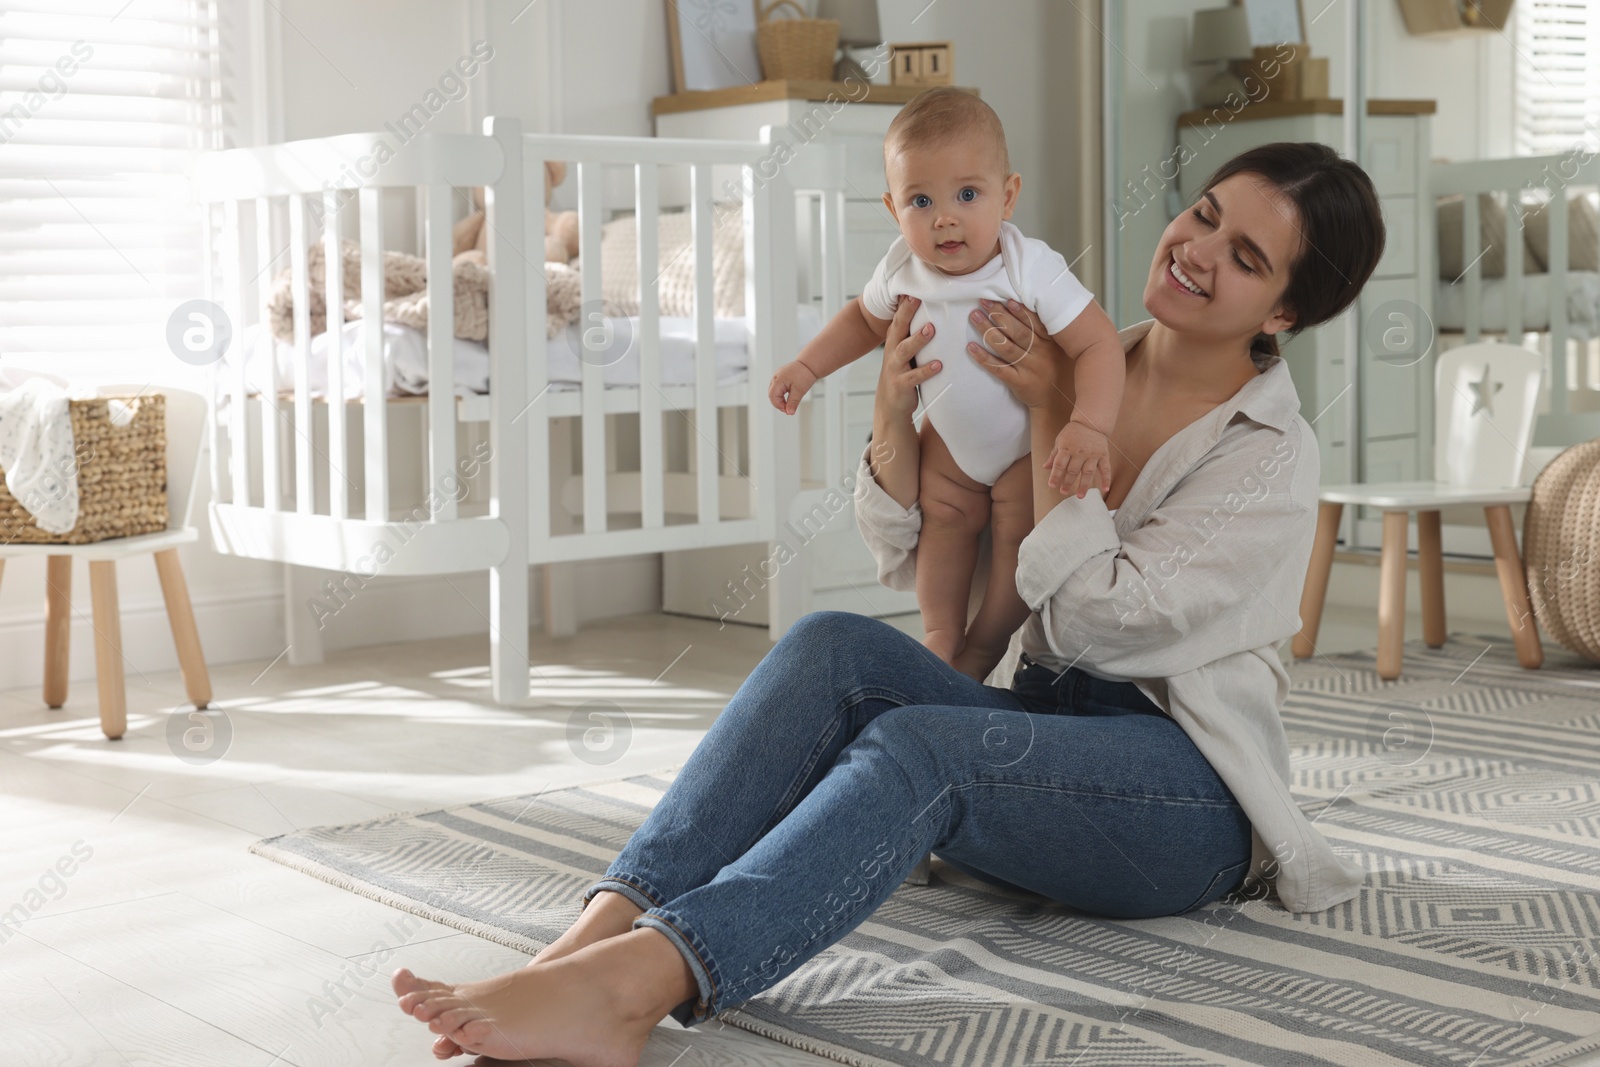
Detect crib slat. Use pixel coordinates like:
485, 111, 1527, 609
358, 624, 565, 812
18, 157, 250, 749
578, 161, 607, 534
360, 186, 389, 521
636, 162, 664, 529
691, 163, 719, 524
288, 194, 315, 514
425, 183, 458, 522
324, 190, 349, 520
1548, 192, 1569, 412
745, 148, 802, 635
524, 141, 556, 556
224, 199, 248, 506
1504, 194, 1524, 340
486, 116, 532, 705
820, 185, 847, 490
1462, 195, 1481, 343
256, 197, 281, 512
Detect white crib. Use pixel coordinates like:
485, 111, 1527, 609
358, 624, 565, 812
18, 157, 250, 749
193, 118, 858, 704
1431, 151, 1600, 448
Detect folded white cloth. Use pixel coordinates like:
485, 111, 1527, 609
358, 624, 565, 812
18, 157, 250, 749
0, 378, 80, 534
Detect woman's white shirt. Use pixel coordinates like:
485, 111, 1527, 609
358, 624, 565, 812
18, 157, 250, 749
851, 318, 1365, 914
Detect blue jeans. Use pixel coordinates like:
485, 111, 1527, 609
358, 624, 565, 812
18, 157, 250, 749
582, 611, 1253, 1026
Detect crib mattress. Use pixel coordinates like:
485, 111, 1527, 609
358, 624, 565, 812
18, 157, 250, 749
1434, 271, 1600, 339
229, 306, 827, 400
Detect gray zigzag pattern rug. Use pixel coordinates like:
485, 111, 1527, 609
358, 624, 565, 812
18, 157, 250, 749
252, 635, 1600, 1067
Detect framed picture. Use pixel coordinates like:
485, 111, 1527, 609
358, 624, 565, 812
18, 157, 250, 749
665, 0, 763, 93
1236, 0, 1307, 46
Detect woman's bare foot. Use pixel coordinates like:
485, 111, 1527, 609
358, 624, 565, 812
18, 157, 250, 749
414, 891, 650, 1060
528, 889, 645, 968
392, 927, 697, 1065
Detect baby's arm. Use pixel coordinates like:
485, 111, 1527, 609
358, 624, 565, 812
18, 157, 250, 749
1047, 300, 1125, 498
769, 297, 892, 415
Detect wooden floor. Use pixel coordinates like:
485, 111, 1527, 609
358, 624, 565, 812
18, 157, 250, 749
5, 606, 1593, 1067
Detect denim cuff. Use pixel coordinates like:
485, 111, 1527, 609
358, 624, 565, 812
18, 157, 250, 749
582, 875, 663, 914
633, 909, 719, 1027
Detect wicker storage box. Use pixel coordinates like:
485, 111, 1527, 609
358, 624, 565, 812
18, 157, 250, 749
1523, 436, 1600, 661
757, 0, 838, 82
0, 393, 168, 545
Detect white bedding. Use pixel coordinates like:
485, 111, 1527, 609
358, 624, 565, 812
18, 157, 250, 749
1434, 271, 1600, 340
229, 305, 826, 400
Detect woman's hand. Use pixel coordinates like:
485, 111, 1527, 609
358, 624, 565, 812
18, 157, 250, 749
877, 295, 940, 421
965, 298, 1063, 412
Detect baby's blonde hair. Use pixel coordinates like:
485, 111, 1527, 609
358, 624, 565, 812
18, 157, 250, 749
883, 87, 1010, 176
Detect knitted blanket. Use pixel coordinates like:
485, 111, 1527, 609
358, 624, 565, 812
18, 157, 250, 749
268, 203, 749, 351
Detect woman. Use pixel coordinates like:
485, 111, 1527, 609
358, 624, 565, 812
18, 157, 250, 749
392, 141, 1386, 1066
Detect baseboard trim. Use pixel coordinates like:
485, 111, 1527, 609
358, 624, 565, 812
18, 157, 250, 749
0, 556, 660, 696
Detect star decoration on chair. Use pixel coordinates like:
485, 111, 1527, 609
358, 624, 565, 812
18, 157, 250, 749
1468, 363, 1503, 417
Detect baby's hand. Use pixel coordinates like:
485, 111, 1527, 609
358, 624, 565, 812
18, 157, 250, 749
1046, 420, 1112, 499
769, 360, 818, 415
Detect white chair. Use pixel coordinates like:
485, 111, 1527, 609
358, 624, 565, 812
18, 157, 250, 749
0, 384, 212, 739
1294, 342, 1545, 679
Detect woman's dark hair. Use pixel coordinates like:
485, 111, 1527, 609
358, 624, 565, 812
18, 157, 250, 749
1198, 142, 1385, 359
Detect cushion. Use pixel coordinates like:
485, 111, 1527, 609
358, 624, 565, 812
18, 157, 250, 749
597, 203, 746, 319
1522, 192, 1600, 273
1437, 193, 1542, 279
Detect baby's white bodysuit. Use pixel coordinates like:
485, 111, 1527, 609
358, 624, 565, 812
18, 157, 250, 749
860, 221, 1094, 486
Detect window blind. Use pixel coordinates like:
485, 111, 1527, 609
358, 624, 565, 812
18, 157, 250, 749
1515, 0, 1600, 157
0, 0, 224, 375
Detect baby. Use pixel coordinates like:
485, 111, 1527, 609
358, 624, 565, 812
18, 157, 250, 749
768, 87, 1125, 682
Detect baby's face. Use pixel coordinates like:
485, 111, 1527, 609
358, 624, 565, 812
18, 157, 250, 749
882, 133, 1020, 276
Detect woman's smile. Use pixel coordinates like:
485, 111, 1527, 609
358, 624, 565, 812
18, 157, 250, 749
1165, 253, 1209, 298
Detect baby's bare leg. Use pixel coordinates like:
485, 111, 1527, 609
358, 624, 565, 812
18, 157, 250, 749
916, 421, 990, 666
952, 454, 1035, 683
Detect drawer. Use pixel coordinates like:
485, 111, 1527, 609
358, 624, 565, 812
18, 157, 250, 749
1358, 280, 1424, 440
1363, 434, 1421, 484
844, 201, 900, 298
1365, 117, 1419, 198
829, 131, 893, 198
1373, 195, 1417, 278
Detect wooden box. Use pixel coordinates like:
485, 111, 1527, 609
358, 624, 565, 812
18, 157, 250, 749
889, 41, 953, 87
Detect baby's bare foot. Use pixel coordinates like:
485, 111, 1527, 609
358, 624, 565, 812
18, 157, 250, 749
527, 889, 644, 968
952, 644, 1001, 683
392, 928, 692, 1066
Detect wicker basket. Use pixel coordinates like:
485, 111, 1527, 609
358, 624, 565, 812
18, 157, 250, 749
1523, 436, 1600, 661
756, 0, 838, 82
0, 394, 168, 545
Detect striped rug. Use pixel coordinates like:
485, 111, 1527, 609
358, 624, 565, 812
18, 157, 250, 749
252, 635, 1600, 1067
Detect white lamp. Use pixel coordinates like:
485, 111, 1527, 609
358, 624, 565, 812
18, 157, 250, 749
1191, 7, 1253, 107
813, 0, 881, 83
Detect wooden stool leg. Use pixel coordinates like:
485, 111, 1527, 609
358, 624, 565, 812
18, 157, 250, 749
1485, 505, 1544, 670
1417, 510, 1447, 648
154, 549, 211, 708
88, 560, 126, 740
44, 556, 72, 708
1293, 502, 1343, 658
1377, 511, 1410, 680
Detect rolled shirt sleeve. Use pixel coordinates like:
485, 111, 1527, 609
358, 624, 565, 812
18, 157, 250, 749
1016, 420, 1314, 679
851, 441, 922, 592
